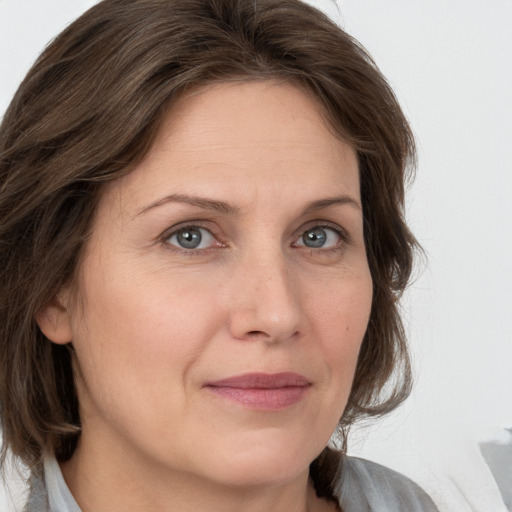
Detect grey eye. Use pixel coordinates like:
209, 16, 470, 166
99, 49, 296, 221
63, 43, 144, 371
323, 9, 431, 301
295, 226, 343, 249
166, 226, 216, 250
176, 227, 202, 249
302, 227, 328, 248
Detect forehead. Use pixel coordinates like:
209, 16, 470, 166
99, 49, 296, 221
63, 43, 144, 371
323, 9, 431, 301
101, 80, 360, 215
156, 80, 348, 158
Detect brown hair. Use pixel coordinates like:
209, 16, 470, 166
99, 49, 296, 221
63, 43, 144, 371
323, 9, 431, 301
0, 0, 417, 497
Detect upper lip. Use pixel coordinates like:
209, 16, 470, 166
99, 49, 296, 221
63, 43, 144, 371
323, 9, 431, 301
205, 372, 311, 389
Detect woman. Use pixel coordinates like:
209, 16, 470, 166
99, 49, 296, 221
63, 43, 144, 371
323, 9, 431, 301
0, 0, 438, 510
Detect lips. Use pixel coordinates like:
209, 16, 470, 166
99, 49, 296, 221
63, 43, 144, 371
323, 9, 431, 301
204, 372, 311, 410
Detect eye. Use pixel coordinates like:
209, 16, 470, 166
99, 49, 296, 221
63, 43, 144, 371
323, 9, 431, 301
294, 226, 343, 249
164, 226, 218, 250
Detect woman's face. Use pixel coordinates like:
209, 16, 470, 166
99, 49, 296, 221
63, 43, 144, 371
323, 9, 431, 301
52, 82, 372, 488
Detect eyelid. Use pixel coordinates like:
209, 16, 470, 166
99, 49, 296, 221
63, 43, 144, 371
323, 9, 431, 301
292, 221, 351, 247
157, 219, 351, 253
159, 221, 226, 252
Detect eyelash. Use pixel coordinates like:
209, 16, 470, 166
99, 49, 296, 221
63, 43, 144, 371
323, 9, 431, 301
159, 221, 350, 255
293, 222, 349, 250
160, 222, 225, 255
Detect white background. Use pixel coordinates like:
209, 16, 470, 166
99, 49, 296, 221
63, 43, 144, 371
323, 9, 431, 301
1, 1, 511, 511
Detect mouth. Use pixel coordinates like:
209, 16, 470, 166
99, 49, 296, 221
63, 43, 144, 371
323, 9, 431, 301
204, 372, 311, 410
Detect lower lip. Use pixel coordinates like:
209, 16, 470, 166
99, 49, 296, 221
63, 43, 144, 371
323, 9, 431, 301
206, 386, 309, 410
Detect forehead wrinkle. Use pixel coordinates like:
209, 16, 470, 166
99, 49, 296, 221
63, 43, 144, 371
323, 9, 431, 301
153, 140, 327, 156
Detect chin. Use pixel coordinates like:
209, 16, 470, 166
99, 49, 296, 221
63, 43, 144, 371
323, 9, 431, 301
197, 438, 320, 488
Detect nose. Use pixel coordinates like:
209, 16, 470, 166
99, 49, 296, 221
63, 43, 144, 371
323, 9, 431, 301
227, 251, 302, 344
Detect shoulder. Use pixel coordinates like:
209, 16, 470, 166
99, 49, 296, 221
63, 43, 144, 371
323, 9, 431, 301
333, 455, 439, 512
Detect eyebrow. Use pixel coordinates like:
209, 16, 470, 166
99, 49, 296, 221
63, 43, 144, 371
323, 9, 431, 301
136, 193, 241, 216
136, 193, 361, 217
303, 196, 361, 214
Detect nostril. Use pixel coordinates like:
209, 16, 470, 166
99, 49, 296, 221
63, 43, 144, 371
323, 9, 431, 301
242, 329, 300, 344
247, 330, 269, 338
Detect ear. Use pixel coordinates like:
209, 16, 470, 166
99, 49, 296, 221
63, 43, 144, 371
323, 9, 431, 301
36, 289, 74, 345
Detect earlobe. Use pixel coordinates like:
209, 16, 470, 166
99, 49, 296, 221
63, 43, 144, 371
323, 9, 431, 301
36, 291, 73, 345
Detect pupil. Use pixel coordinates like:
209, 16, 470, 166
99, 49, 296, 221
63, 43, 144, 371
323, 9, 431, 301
177, 228, 202, 249
303, 228, 326, 248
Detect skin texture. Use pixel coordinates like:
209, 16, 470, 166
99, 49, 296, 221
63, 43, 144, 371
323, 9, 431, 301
38, 81, 373, 512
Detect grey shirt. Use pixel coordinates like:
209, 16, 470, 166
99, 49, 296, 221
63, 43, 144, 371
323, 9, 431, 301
24, 455, 439, 512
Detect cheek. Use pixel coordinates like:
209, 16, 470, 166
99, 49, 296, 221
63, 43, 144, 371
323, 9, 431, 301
308, 272, 372, 388
69, 285, 225, 453
69, 263, 223, 408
